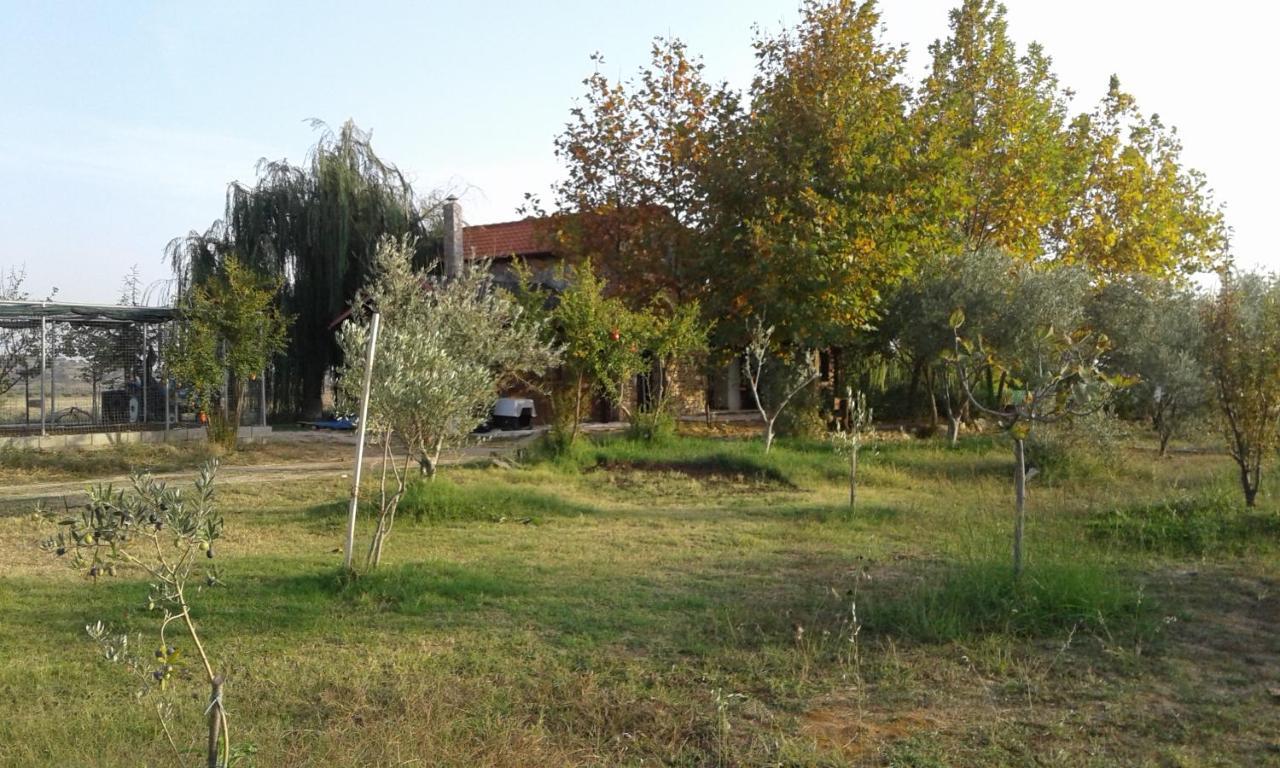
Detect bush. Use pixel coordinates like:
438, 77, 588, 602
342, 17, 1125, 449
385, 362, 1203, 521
1088, 491, 1280, 556
774, 381, 828, 440
627, 409, 677, 442
865, 560, 1152, 643
1024, 412, 1126, 483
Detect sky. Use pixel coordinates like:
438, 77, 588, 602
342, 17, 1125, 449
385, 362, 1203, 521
1, 1, 1275, 303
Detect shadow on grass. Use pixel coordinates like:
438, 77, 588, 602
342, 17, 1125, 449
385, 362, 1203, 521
337, 561, 530, 614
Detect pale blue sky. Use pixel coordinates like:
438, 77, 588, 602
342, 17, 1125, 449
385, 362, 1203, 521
1, 1, 1274, 302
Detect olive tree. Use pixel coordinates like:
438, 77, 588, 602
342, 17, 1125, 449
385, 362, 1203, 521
336, 236, 559, 569
876, 249, 1012, 442
831, 388, 874, 510
1088, 276, 1211, 455
1204, 271, 1280, 507
40, 463, 230, 767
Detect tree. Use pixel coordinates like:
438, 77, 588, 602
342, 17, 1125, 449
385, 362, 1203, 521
167, 256, 291, 450
1088, 275, 1211, 455
1203, 271, 1280, 507
744, 319, 820, 453
168, 120, 443, 419
61, 268, 146, 422
0, 268, 49, 402
514, 260, 650, 443
832, 388, 874, 509
948, 306, 1127, 578
700, 0, 920, 350
633, 297, 711, 439
913, 0, 1083, 261
553, 39, 727, 306
1055, 76, 1227, 276
874, 249, 1011, 441
40, 463, 230, 767
336, 237, 558, 568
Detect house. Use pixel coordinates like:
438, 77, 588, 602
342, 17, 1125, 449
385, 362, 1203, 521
442, 197, 730, 423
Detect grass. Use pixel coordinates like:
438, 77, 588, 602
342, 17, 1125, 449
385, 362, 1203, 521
863, 559, 1155, 643
0, 428, 1277, 766
1089, 488, 1280, 557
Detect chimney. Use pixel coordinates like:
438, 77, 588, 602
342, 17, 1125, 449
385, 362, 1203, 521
442, 196, 464, 279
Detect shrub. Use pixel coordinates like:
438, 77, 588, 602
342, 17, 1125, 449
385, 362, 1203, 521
775, 382, 828, 440
627, 409, 677, 443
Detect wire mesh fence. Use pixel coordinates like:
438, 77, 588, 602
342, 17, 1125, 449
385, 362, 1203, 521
0, 302, 267, 435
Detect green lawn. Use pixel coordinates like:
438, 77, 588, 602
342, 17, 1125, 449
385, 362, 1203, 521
1, 430, 1277, 766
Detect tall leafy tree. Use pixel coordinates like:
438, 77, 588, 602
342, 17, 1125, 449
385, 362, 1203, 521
1055, 76, 1227, 276
553, 39, 726, 306
701, 0, 919, 349
168, 121, 442, 419
913, 0, 1083, 261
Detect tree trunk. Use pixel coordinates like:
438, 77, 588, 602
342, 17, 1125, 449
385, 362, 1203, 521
206, 675, 224, 768
849, 445, 858, 510
1241, 462, 1259, 508
906, 359, 923, 420
926, 367, 940, 427
942, 374, 960, 446
763, 419, 775, 453
570, 372, 584, 443
420, 436, 443, 480
1013, 438, 1027, 579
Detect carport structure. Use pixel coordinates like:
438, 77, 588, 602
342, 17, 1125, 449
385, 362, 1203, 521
0, 300, 179, 435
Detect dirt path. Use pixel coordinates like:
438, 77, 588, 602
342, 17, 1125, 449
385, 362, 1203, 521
0, 434, 547, 511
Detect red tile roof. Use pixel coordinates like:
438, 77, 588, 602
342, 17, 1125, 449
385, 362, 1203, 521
462, 218, 554, 260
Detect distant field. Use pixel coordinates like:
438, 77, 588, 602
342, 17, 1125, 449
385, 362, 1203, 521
0, 428, 1276, 766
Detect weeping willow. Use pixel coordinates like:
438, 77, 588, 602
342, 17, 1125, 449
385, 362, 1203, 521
168, 120, 444, 418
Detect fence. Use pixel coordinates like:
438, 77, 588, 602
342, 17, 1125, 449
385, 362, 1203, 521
0, 301, 267, 435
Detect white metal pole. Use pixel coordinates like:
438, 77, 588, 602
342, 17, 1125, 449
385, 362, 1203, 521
141, 324, 148, 424
343, 312, 380, 572
39, 314, 47, 436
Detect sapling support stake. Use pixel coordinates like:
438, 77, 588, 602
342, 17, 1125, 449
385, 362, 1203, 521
344, 311, 380, 572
